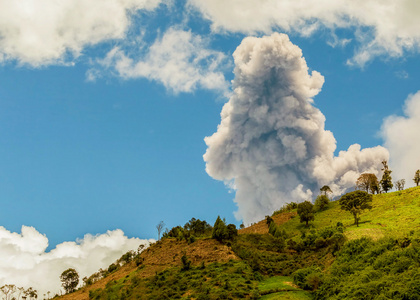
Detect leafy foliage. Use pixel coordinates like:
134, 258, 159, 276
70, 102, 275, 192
272, 202, 297, 215
211, 216, 237, 242
380, 160, 393, 193
314, 235, 420, 299
60, 268, 79, 294
339, 190, 372, 227
314, 195, 329, 211
356, 173, 379, 194
297, 201, 314, 227
320, 185, 332, 196
163, 217, 213, 243
88, 260, 260, 300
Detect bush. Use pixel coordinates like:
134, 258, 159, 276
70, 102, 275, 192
314, 195, 329, 211
293, 267, 322, 290
181, 254, 191, 271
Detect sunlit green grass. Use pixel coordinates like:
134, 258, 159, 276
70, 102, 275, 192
259, 276, 298, 291
278, 186, 420, 240
258, 276, 313, 300
259, 290, 312, 300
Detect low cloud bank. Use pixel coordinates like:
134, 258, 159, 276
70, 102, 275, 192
204, 33, 388, 224
381, 91, 420, 187
0, 226, 152, 295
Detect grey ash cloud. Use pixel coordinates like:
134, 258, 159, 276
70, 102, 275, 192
204, 33, 388, 224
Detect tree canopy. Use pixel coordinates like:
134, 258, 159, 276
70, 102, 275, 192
60, 268, 79, 294
356, 173, 379, 194
339, 191, 373, 227
297, 201, 314, 227
320, 185, 332, 196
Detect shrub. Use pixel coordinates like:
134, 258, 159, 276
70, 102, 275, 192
181, 254, 191, 271
314, 195, 329, 211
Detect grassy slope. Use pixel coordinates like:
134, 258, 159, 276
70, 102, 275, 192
280, 186, 420, 240
56, 186, 420, 300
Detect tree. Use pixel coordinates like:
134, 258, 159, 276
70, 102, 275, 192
183, 218, 212, 236
380, 160, 393, 193
180, 253, 191, 271
339, 191, 372, 227
60, 268, 79, 294
1, 284, 16, 300
297, 201, 314, 227
226, 224, 237, 240
395, 179, 405, 191
24, 287, 37, 300
320, 185, 332, 196
212, 216, 228, 241
356, 173, 379, 194
265, 215, 274, 226
156, 221, 165, 240
314, 195, 329, 211
414, 170, 420, 186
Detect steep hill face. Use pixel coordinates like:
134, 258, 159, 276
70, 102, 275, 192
58, 238, 238, 300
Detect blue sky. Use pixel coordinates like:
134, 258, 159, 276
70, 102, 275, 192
1, 0, 420, 293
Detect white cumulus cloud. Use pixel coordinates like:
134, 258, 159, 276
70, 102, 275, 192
0, 226, 152, 296
0, 0, 163, 66
89, 28, 230, 95
203, 33, 389, 224
381, 91, 420, 187
188, 0, 420, 66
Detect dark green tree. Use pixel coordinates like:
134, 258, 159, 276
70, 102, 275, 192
183, 218, 212, 236
297, 201, 314, 227
339, 190, 372, 227
180, 253, 191, 271
380, 160, 393, 193
320, 185, 332, 196
226, 224, 238, 240
414, 170, 420, 186
212, 216, 228, 241
60, 268, 79, 294
265, 215, 274, 226
314, 195, 329, 211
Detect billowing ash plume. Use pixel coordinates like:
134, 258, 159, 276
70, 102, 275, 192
204, 33, 389, 223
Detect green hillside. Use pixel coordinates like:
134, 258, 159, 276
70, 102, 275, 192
56, 186, 420, 300
281, 186, 420, 240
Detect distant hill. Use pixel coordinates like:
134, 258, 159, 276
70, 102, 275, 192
54, 186, 420, 300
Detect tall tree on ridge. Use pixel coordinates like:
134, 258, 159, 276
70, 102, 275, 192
380, 160, 393, 193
